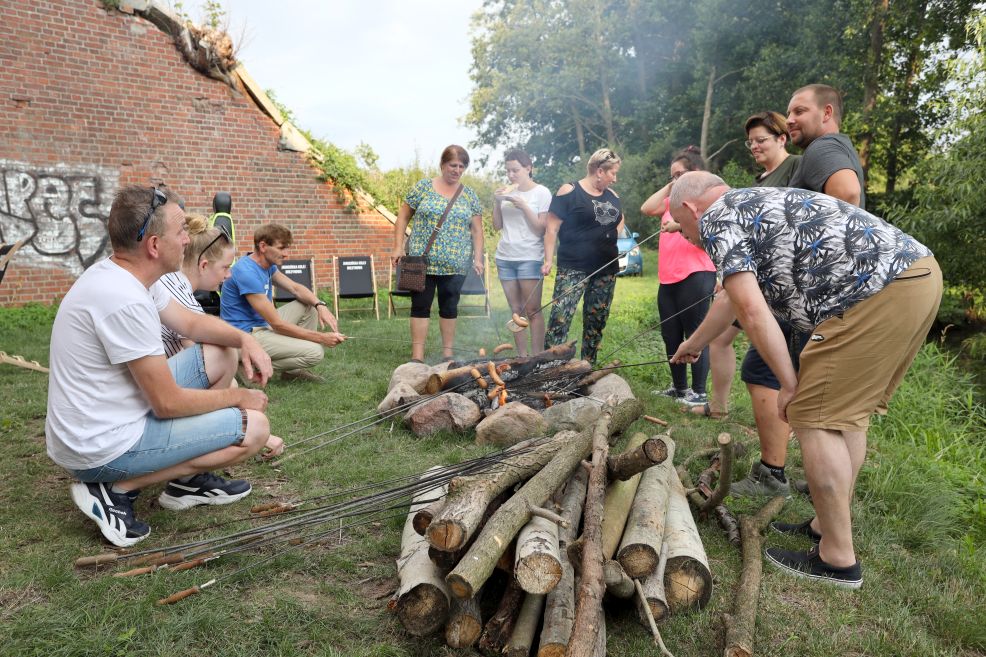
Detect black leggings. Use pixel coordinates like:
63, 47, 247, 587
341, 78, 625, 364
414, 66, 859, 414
410, 274, 467, 319
658, 271, 716, 394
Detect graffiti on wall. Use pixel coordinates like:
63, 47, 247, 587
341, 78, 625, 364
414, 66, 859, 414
0, 160, 118, 276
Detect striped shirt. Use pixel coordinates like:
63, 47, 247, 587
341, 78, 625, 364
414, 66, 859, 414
159, 271, 203, 357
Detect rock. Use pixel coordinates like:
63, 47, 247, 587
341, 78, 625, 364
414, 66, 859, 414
388, 362, 432, 394
587, 374, 635, 403
475, 402, 548, 448
404, 393, 481, 436
377, 382, 421, 416
542, 397, 603, 432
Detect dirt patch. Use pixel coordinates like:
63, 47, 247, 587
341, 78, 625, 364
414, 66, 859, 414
0, 585, 48, 622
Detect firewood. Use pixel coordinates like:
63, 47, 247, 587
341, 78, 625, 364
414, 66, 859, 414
715, 505, 741, 547
412, 494, 446, 536
427, 430, 577, 553
635, 545, 676, 657
603, 559, 634, 599
395, 467, 451, 636
445, 593, 483, 648
636, 542, 670, 625
606, 434, 669, 481
445, 399, 643, 600
663, 467, 714, 612
565, 400, 614, 657
723, 495, 786, 657
576, 359, 621, 387
478, 577, 526, 656
538, 469, 588, 657
591, 611, 606, 657
432, 342, 577, 392
601, 432, 651, 560
504, 592, 546, 657
515, 513, 562, 594
617, 438, 677, 578
429, 489, 512, 573
698, 433, 734, 513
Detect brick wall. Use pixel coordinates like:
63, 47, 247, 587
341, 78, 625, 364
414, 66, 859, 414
0, 0, 395, 305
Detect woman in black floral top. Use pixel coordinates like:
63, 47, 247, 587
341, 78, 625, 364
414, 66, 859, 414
391, 145, 484, 362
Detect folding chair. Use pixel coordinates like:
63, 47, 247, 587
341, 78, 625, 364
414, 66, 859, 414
388, 258, 413, 318
333, 255, 379, 320
273, 258, 316, 302
0, 239, 26, 286
458, 251, 491, 318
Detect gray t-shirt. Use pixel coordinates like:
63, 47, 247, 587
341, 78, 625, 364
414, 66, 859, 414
789, 134, 866, 209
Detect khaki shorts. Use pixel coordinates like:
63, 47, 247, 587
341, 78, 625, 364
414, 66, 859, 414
787, 256, 942, 432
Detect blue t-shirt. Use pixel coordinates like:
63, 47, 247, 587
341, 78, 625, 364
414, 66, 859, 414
221, 256, 277, 332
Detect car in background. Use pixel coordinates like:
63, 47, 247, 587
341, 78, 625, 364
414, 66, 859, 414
617, 225, 643, 276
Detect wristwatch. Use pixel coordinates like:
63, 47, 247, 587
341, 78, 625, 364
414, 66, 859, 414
315, 301, 327, 308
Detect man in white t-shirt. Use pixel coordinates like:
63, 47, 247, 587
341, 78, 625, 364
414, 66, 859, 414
47, 185, 279, 548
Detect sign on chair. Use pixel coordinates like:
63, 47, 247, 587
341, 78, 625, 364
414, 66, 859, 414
334, 255, 379, 319
274, 259, 316, 302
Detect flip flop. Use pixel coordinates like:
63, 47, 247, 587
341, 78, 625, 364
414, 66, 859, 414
686, 402, 727, 420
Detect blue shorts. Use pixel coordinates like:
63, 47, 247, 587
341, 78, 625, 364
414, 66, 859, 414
740, 321, 808, 390
69, 345, 245, 483
496, 258, 542, 281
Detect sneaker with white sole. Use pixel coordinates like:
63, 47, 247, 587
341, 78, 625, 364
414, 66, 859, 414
765, 545, 862, 589
679, 390, 709, 407
653, 386, 690, 399
157, 472, 252, 511
70, 482, 150, 548
731, 461, 791, 498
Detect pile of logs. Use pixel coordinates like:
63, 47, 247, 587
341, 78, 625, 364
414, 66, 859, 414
391, 397, 715, 655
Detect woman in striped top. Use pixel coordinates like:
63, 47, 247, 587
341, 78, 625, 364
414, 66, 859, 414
160, 214, 234, 357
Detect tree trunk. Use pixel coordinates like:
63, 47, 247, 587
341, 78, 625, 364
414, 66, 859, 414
538, 469, 589, 657
603, 559, 635, 599
700, 64, 715, 162
412, 494, 446, 536
428, 430, 577, 552
607, 434, 669, 481
571, 104, 587, 161
505, 593, 546, 657
516, 513, 562, 594
858, 0, 889, 176
446, 399, 643, 599
394, 467, 451, 636
636, 542, 670, 626
445, 593, 483, 649
564, 401, 613, 657
479, 577, 526, 656
723, 496, 786, 657
617, 437, 677, 578
663, 466, 713, 611
601, 432, 650, 559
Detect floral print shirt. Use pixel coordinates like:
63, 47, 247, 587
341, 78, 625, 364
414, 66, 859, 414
700, 187, 932, 332
405, 179, 483, 275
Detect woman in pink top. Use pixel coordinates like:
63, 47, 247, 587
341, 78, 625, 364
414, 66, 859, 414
641, 146, 716, 405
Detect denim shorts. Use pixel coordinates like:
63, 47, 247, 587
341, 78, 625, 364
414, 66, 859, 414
68, 345, 245, 483
496, 258, 543, 281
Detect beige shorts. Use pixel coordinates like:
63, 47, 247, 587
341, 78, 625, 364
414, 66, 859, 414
786, 256, 942, 432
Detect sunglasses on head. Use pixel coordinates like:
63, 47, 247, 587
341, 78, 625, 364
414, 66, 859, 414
196, 223, 232, 264
137, 187, 168, 241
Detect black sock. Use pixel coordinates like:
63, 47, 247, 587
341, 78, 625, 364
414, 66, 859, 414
761, 460, 787, 483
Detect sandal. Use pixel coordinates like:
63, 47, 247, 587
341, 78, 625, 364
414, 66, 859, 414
686, 402, 727, 420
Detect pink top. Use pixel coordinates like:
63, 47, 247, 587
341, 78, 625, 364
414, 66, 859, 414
658, 197, 715, 284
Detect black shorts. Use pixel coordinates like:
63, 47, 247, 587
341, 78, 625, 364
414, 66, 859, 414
740, 320, 808, 390
410, 274, 467, 319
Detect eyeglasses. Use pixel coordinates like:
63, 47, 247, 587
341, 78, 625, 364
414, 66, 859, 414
137, 188, 168, 241
745, 136, 775, 149
196, 223, 232, 264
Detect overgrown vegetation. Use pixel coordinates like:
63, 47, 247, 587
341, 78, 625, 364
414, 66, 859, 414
2, 251, 983, 656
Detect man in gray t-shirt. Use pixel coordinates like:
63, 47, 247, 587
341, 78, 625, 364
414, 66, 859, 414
787, 84, 865, 209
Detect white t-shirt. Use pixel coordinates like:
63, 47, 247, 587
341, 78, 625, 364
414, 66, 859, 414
495, 184, 552, 261
46, 258, 171, 470
160, 271, 203, 357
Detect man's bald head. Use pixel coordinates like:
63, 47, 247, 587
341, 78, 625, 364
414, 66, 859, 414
669, 171, 730, 247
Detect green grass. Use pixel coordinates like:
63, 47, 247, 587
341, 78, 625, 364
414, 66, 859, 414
1, 250, 984, 656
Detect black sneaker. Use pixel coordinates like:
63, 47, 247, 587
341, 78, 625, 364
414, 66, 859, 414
158, 472, 252, 510
770, 517, 822, 543
653, 386, 690, 399
70, 482, 151, 548
765, 545, 862, 589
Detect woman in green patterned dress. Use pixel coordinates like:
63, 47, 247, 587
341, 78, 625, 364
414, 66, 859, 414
391, 145, 485, 362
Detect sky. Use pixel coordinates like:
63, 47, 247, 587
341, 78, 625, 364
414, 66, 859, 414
180, 0, 488, 171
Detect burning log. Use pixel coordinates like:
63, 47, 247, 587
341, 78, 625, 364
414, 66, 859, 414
427, 431, 578, 553
515, 513, 562, 594
617, 437, 677, 579
504, 592, 546, 657
478, 577, 526, 656
445, 399, 642, 600
723, 496, 786, 657
427, 342, 577, 393
538, 469, 588, 657
663, 467, 714, 612
445, 594, 483, 649
394, 468, 451, 636
566, 400, 614, 657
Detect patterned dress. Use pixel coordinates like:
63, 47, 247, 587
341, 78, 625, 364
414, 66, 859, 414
405, 179, 483, 275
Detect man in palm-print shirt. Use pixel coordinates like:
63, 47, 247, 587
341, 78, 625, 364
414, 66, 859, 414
668, 172, 941, 589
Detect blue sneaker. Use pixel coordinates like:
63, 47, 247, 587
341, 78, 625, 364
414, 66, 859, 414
158, 472, 252, 511
70, 482, 150, 548
679, 390, 709, 407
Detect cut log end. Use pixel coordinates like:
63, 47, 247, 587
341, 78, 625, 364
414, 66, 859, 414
426, 520, 466, 553
445, 573, 474, 600
616, 544, 658, 579
538, 645, 566, 657
665, 556, 712, 611
515, 555, 562, 595
395, 583, 450, 636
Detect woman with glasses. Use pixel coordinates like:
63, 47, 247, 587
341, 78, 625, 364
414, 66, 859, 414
160, 214, 234, 358
541, 148, 624, 364
493, 149, 551, 356
641, 146, 716, 406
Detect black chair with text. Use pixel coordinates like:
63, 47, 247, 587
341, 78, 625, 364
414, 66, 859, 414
333, 255, 379, 320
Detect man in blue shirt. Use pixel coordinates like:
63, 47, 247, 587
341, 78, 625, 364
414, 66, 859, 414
222, 223, 345, 382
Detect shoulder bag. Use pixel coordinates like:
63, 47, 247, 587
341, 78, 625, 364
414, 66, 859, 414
397, 184, 463, 292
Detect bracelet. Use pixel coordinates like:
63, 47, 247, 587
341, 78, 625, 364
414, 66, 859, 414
315, 301, 327, 308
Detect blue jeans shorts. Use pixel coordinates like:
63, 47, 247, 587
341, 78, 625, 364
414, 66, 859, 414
496, 258, 543, 281
69, 345, 245, 483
